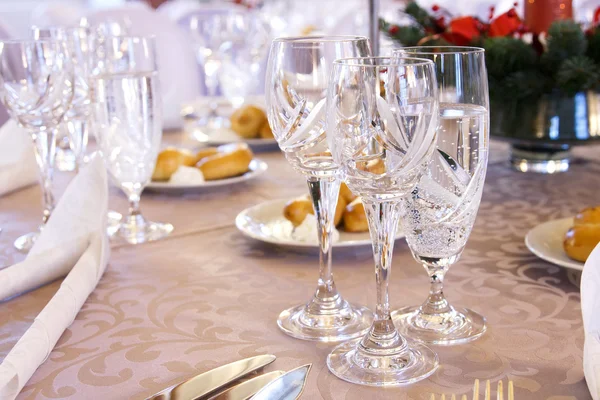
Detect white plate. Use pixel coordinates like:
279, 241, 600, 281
182, 96, 279, 151
146, 159, 268, 193
235, 198, 404, 249
525, 217, 583, 271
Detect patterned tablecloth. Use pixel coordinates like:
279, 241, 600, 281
0, 136, 598, 400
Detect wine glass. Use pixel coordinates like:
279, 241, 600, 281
33, 26, 94, 173
0, 39, 74, 252
325, 56, 439, 386
181, 9, 269, 132
265, 36, 373, 342
391, 46, 490, 345
91, 36, 173, 245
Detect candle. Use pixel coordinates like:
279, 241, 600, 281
524, 0, 574, 34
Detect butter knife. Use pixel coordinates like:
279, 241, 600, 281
250, 364, 311, 400
147, 355, 276, 400
208, 371, 285, 400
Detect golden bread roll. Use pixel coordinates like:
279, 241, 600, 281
194, 147, 219, 164
259, 120, 274, 139
152, 148, 188, 181
564, 224, 600, 262
339, 182, 356, 204
197, 143, 254, 180
574, 207, 600, 225
230, 105, 267, 139
343, 198, 369, 233
283, 195, 313, 227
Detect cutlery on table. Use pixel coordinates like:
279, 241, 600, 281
146, 354, 276, 400
208, 371, 284, 400
430, 379, 515, 400
250, 364, 311, 400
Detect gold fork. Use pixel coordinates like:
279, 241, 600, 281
430, 379, 515, 400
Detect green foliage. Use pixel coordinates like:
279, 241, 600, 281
380, 2, 600, 98
556, 56, 600, 96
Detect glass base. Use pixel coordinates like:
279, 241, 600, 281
188, 115, 228, 143
277, 303, 372, 342
510, 145, 570, 174
392, 305, 486, 346
106, 210, 123, 236
327, 338, 438, 386
14, 231, 39, 253
110, 214, 173, 245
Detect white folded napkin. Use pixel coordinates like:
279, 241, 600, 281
0, 120, 37, 197
0, 155, 110, 400
581, 242, 600, 399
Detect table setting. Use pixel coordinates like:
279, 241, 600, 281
0, 0, 599, 399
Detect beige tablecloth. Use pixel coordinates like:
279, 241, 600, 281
0, 136, 598, 400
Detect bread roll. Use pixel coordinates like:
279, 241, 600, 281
230, 105, 267, 139
194, 147, 219, 164
339, 182, 356, 203
283, 192, 346, 227
259, 120, 274, 139
152, 148, 188, 181
197, 143, 254, 180
343, 198, 369, 232
574, 207, 600, 225
564, 224, 600, 263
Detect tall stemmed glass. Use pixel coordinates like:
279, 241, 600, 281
181, 9, 269, 132
92, 36, 173, 244
265, 36, 373, 342
391, 47, 490, 345
0, 39, 74, 252
326, 57, 439, 385
33, 26, 93, 173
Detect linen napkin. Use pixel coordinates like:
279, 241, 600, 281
0, 120, 37, 197
0, 155, 110, 400
581, 242, 600, 399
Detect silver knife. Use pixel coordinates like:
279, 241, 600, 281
147, 355, 276, 400
208, 371, 285, 400
250, 364, 311, 400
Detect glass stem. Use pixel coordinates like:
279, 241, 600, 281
204, 57, 221, 116
420, 265, 452, 315
31, 129, 57, 226
305, 175, 345, 315
67, 118, 89, 173
360, 199, 406, 353
128, 192, 141, 216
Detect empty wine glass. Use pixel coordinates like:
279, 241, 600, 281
181, 9, 269, 132
391, 46, 490, 345
0, 39, 74, 252
265, 36, 374, 342
92, 36, 173, 244
326, 57, 439, 386
33, 26, 94, 173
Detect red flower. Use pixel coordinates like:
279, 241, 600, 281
388, 25, 399, 35
443, 16, 482, 46
594, 6, 600, 25
432, 4, 440, 12
489, 8, 522, 37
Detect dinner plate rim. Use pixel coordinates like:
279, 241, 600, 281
235, 198, 405, 249
524, 217, 584, 271
145, 158, 268, 192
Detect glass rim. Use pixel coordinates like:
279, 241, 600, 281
395, 46, 484, 54
332, 56, 434, 68
272, 35, 368, 44
0, 38, 61, 45
31, 25, 91, 33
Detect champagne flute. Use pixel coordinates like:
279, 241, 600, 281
0, 39, 74, 252
92, 36, 173, 244
326, 56, 439, 385
33, 26, 93, 173
265, 36, 373, 342
391, 46, 490, 345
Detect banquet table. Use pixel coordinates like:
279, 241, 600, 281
0, 132, 599, 400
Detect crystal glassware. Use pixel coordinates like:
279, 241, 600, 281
325, 56, 439, 386
0, 39, 74, 252
391, 46, 490, 345
265, 36, 373, 342
181, 9, 268, 133
91, 36, 173, 244
33, 26, 94, 173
